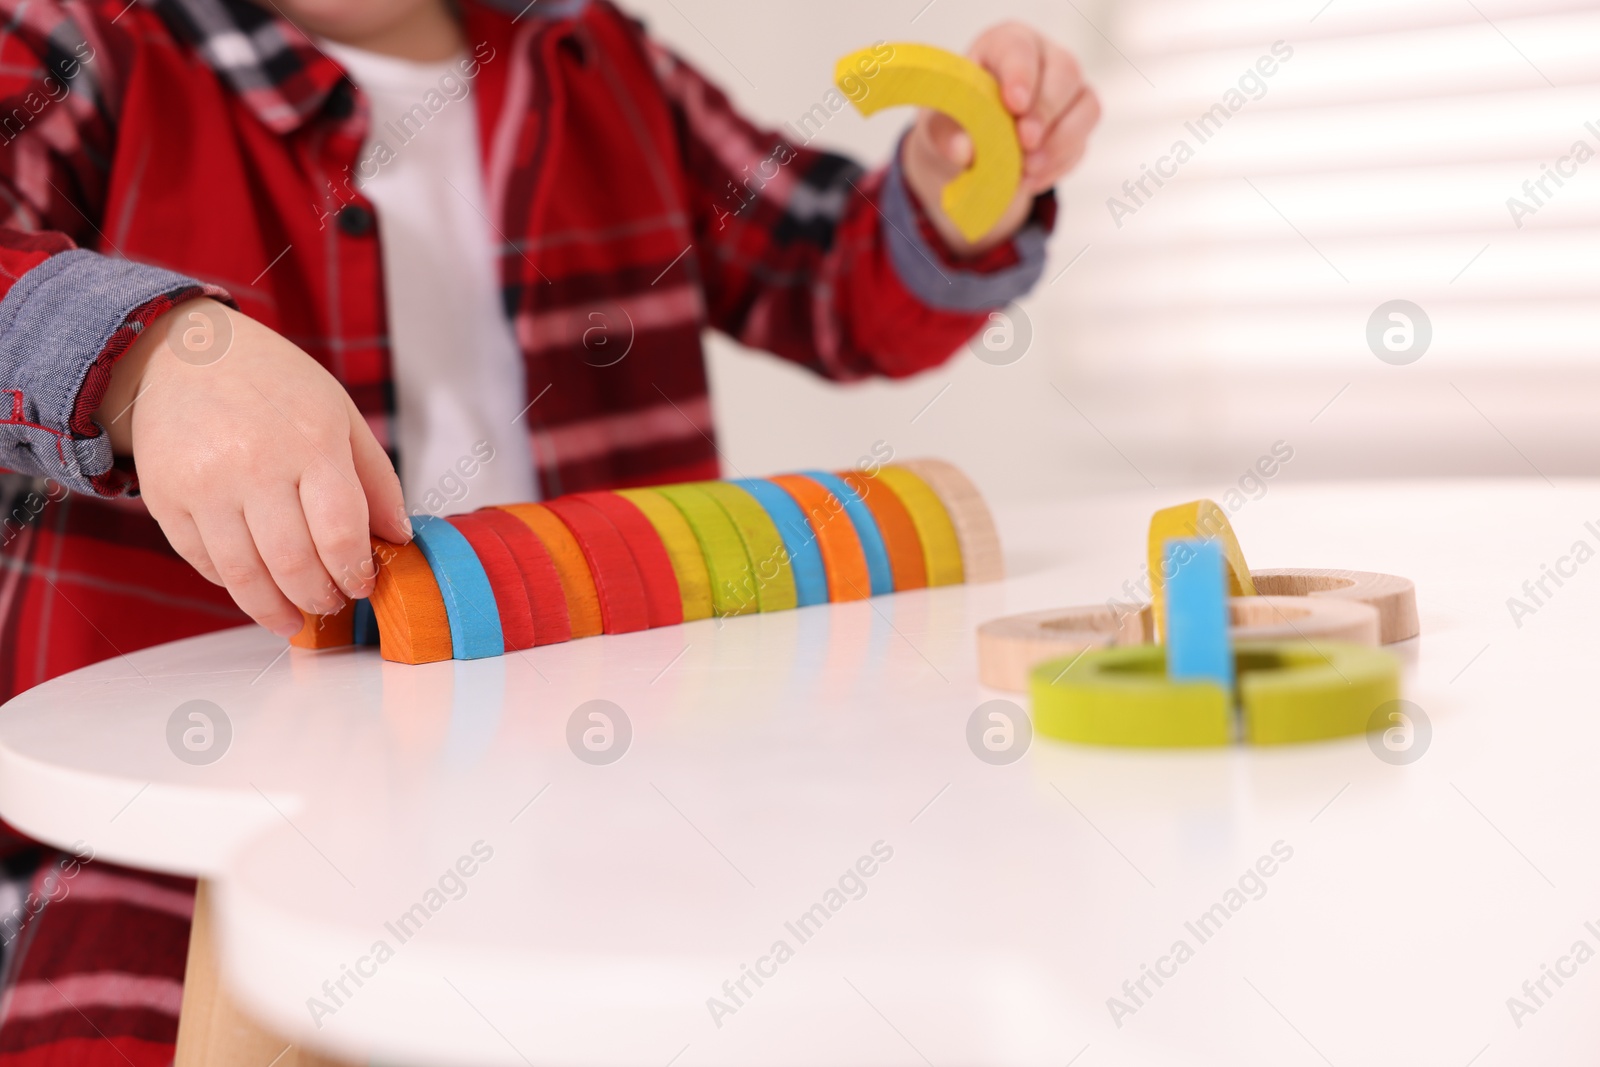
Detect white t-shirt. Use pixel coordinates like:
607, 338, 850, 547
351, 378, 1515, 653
321, 41, 539, 514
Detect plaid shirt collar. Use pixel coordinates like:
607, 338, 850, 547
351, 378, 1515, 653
143, 0, 589, 133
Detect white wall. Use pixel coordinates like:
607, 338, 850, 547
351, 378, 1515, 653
619, 0, 1596, 504
617, 0, 1122, 504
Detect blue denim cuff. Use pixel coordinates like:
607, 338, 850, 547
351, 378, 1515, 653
0, 249, 207, 495
881, 146, 1050, 314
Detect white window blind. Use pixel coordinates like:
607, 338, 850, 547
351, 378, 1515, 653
1049, 0, 1600, 480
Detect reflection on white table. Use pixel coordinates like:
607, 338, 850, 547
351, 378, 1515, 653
3, 482, 1597, 1066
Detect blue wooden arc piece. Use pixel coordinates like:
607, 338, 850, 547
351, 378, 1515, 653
731, 478, 831, 607
799, 470, 893, 597
411, 514, 504, 660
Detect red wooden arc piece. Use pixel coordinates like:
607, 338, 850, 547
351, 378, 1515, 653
571, 492, 684, 628
447, 513, 538, 652
468, 507, 573, 645
544, 497, 651, 635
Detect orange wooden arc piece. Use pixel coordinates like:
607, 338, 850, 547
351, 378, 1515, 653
767, 474, 872, 602
839, 470, 928, 592
368, 537, 452, 664
290, 598, 355, 649
495, 503, 604, 639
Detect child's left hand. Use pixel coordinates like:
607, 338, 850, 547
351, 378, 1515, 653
900, 22, 1100, 256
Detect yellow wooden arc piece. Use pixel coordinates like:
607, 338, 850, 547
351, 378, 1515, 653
615, 488, 715, 622
871, 466, 965, 586
1147, 499, 1256, 638
835, 42, 1022, 243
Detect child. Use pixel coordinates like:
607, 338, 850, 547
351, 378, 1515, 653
0, 0, 1096, 1059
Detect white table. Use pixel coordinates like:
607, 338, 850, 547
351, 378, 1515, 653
3, 482, 1597, 1066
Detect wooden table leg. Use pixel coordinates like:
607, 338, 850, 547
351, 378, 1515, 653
175, 880, 357, 1067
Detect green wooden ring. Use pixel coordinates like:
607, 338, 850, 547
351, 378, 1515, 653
652, 484, 757, 617
694, 481, 799, 613
1030, 640, 1400, 748
1238, 641, 1401, 745
1030, 644, 1232, 747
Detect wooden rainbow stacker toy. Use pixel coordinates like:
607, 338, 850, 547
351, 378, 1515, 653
979, 500, 1420, 748
294, 459, 1002, 664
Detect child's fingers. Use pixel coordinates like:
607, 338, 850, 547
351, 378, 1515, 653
348, 397, 411, 547
1026, 47, 1087, 150
1025, 87, 1101, 191
245, 488, 346, 614
298, 447, 380, 601
193, 509, 304, 637
972, 22, 1044, 118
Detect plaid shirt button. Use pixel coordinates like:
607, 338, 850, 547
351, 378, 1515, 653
336, 203, 374, 237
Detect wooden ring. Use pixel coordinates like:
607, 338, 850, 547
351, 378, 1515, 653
1249, 568, 1419, 644
494, 504, 603, 639
800, 471, 894, 596
838, 471, 927, 592
615, 488, 715, 622
765, 474, 873, 603
871, 466, 964, 586
895, 458, 1004, 583
1030, 640, 1400, 747
730, 479, 831, 607
572, 492, 685, 628
368, 536, 452, 665
978, 596, 1381, 692
544, 497, 650, 635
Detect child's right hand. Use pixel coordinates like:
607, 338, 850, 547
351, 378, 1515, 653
96, 299, 411, 637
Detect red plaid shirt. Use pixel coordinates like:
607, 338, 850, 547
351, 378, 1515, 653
0, 0, 1052, 1059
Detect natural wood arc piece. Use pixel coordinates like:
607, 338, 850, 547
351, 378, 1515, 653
839, 470, 926, 592
766, 474, 873, 602
615, 488, 715, 621
1250, 568, 1419, 644
977, 603, 1147, 691
977, 596, 1380, 692
368, 537, 452, 665
496, 503, 604, 638
896, 458, 1004, 583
